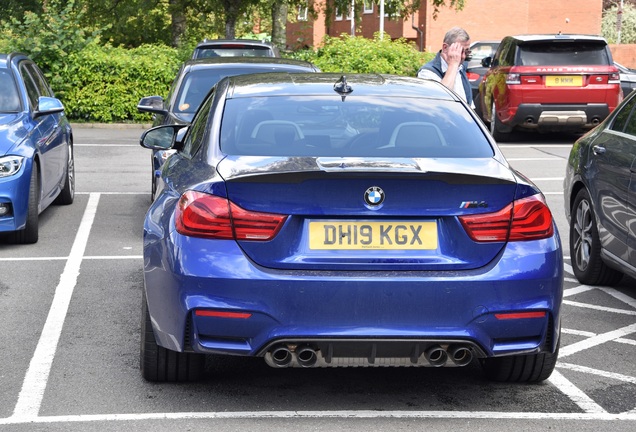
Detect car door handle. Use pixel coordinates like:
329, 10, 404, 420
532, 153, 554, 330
592, 145, 606, 155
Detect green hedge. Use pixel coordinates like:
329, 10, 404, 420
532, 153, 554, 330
55, 43, 183, 123
8, 34, 432, 123
291, 33, 434, 76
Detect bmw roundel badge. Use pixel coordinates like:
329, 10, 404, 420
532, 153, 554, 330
364, 186, 385, 207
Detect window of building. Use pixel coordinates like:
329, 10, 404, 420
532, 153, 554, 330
297, 5, 308, 21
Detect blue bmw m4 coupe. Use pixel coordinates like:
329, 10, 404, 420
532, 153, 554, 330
140, 73, 563, 383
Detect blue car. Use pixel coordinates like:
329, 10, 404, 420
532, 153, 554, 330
0, 53, 74, 244
140, 73, 563, 383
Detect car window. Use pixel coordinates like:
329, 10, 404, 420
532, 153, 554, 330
19, 63, 40, 110
517, 42, 610, 66
195, 46, 274, 59
471, 43, 499, 60
26, 63, 53, 97
494, 38, 515, 67
220, 96, 494, 158
173, 67, 313, 115
610, 96, 636, 133
181, 91, 214, 157
0, 70, 22, 112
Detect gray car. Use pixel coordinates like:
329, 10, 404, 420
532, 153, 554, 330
564, 89, 636, 285
137, 57, 319, 201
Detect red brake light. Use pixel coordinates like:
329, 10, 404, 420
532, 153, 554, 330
506, 73, 521, 85
175, 190, 287, 240
466, 71, 480, 82
459, 194, 554, 242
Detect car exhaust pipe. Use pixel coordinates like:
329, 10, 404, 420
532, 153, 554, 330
270, 346, 293, 368
424, 345, 448, 367
448, 345, 473, 366
296, 346, 318, 367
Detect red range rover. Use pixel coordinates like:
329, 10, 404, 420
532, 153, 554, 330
477, 34, 622, 140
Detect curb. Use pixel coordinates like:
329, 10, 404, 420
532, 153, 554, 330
70, 123, 152, 129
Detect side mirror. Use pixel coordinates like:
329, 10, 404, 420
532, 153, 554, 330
481, 57, 492, 68
34, 96, 64, 118
137, 96, 168, 116
140, 124, 188, 151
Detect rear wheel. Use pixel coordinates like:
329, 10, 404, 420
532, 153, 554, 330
489, 100, 511, 141
13, 165, 39, 244
570, 189, 623, 286
54, 143, 75, 205
140, 292, 205, 382
481, 343, 559, 383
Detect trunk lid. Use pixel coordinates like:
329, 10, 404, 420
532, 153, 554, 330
216, 156, 518, 271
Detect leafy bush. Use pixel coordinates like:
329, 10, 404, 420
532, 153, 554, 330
0, 0, 100, 82
602, 4, 636, 44
58, 43, 182, 122
288, 33, 433, 76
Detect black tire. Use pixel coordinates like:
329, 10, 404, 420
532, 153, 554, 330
570, 189, 623, 286
54, 143, 75, 205
489, 100, 511, 141
13, 165, 39, 244
140, 291, 205, 382
481, 344, 559, 383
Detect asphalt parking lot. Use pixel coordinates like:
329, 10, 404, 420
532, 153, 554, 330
0, 126, 634, 431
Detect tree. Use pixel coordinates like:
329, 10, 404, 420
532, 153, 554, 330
0, 0, 42, 19
602, 2, 636, 43
271, 1, 289, 50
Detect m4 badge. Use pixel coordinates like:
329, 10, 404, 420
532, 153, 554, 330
460, 201, 488, 209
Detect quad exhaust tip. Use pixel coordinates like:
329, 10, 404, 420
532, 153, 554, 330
264, 342, 475, 368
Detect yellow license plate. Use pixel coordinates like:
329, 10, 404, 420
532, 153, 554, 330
309, 221, 438, 250
545, 75, 583, 87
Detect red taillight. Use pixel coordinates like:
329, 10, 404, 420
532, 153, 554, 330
466, 71, 480, 82
175, 190, 287, 240
459, 194, 554, 242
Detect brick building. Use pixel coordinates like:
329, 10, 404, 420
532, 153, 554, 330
287, 0, 603, 52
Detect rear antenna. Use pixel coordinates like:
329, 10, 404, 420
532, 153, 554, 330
334, 75, 353, 101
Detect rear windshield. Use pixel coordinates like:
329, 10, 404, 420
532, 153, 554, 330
194, 46, 274, 59
0, 70, 21, 112
518, 42, 609, 66
220, 96, 494, 158
174, 67, 302, 114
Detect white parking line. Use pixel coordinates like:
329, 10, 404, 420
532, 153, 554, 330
0, 256, 141, 262
562, 300, 636, 316
599, 288, 636, 310
557, 363, 636, 385
1, 410, 635, 425
548, 370, 607, 413
9, 193, 100, 421
559, 323, 636, 358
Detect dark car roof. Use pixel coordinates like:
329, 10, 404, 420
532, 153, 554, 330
182, 57, 318, 72
224, 73, 457, 100
195, 39, 276, 48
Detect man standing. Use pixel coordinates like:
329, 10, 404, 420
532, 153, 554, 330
417, 27, 473, 107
